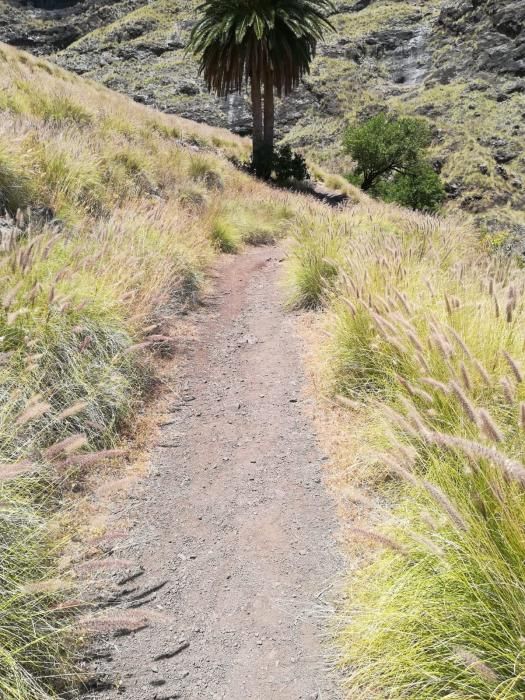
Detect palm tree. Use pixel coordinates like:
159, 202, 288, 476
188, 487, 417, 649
188, 0, 334, 178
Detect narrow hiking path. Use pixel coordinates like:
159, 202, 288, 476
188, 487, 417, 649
88, 247, 342, 700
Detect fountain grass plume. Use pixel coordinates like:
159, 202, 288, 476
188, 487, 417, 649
287, 179, 525, 698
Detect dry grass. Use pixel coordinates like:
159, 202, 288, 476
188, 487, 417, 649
287, 196, 525, 697
0, 41, 294, 698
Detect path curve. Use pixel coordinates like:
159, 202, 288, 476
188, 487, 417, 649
88, 246, 341, 700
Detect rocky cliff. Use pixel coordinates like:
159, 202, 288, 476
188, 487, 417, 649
0, 0, 524, 240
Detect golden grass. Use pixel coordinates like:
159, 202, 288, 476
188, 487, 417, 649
0, 41, 294, 697
287, 195, 525, 697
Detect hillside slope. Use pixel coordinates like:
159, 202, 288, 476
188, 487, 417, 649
0, 0, 524, 240
2, 34, 525, 700
0, 40, 294, 698
286, 184, 525, 698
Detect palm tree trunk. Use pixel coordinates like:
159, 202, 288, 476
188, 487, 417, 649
262, 67, 275, 179
250, 76, 264, 177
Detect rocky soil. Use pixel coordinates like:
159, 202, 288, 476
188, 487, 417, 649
0, 0, 524, 237
82, 247, 342, 699
0, 0, 145, 53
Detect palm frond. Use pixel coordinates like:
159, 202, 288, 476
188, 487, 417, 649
187, 0, 335, 97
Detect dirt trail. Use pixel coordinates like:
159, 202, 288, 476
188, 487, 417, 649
88, 247, 342, 700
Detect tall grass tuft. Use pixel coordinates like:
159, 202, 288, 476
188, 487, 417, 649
0, 141, 33, 214
287, 211, 346, 309
210, 217, 241, 253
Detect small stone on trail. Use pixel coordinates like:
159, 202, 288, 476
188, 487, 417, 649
150, 678, 166, 687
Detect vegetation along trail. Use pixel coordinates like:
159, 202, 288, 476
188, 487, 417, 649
87, 246, 342, 700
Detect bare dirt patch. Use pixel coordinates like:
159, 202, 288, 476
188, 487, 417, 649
84, 246, 342, 700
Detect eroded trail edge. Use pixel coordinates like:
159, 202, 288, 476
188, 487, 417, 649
89, 247, 342, 700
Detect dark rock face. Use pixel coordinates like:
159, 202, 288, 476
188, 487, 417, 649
0, 0, 522, 120
20, 0, 81, 8
0, 0, 146, 54
436, 0, 525, 78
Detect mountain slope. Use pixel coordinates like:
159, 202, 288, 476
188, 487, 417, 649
0, 0, 523, 241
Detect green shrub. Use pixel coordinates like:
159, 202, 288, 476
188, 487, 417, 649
344, 113, 432, 190
273, 145, 310, 182
376, 160, 445, 212
344, 113, 443, 211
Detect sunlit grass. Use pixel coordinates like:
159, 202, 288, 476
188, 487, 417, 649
287, 202, 525, 698
0, 41, 293, 698
286, 209, 347, 309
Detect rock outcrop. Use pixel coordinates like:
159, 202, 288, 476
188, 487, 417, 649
0, 0, 145, 53
435, 0, 525, 79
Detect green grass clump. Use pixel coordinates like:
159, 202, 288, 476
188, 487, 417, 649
0, 481, 76, 700
188, 154, 225, 191
242, 225, 276, 246
210, 217, 240, 253
286, 212, 345, 309
219, 199, 294, 247
1, 81, 92, 125
0, 245, 143, 698
31, 92, 92, 126
36, 138, 106, 216
343, 472, 525, 699
0, 143, 33, 214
